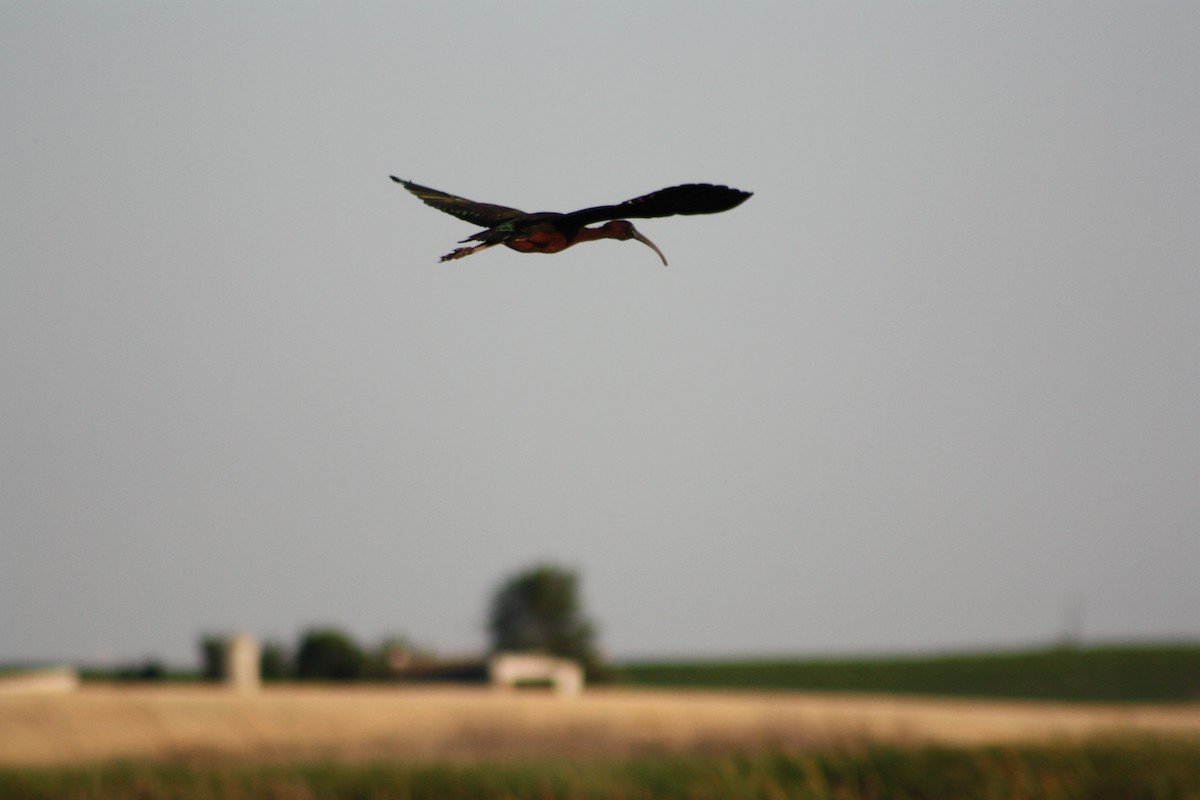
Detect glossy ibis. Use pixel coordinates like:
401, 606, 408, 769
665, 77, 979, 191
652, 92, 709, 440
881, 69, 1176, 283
391, 177, 751, 265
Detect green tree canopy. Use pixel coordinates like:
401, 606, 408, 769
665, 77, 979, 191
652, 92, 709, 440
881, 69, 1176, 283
259, 640, 290, 681
199, 635, 225, 681
487, 563, 606, 677
294, 627, 365, 681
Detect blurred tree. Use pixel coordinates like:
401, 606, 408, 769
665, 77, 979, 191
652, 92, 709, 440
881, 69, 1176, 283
259, 640, 290, 681
118, 658, 166, 681
363, 635, 428, 680
487, 563, 608, 679
294, 628, 364, 681
199, 635, 225, 681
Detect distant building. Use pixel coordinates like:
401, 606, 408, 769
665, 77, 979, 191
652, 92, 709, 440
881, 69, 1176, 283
488, 653, 583, 696
0, 666, 79, 694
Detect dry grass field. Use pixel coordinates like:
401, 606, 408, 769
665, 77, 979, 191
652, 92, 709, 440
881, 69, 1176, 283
2, 684, 1198, 766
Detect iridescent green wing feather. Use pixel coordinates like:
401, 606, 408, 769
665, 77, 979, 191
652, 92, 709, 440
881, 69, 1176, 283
391, 178, 526, 228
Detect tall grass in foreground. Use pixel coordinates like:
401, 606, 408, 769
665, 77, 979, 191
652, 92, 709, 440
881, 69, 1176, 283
3, 739, 1199, 800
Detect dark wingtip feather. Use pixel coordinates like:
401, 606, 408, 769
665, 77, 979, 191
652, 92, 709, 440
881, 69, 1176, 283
621, 183, 753, 217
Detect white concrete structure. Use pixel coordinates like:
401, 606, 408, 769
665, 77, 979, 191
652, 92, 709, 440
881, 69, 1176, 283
488, 652, 583, 696
224, 633, 260, 692
0, 667, 79, 694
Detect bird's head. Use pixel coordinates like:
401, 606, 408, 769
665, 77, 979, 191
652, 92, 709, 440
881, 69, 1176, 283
601, 220, 668, 266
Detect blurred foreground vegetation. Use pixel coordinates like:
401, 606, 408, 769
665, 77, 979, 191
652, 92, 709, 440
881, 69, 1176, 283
2, 739, 1198, 799
621, 643, 1200, 704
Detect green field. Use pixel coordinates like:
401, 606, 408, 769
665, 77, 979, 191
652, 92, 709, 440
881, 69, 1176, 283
619, 643, 1200, 703
2, 739, 1198, 799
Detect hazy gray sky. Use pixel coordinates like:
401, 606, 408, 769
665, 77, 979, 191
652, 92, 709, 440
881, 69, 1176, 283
3, 2, 1197, 667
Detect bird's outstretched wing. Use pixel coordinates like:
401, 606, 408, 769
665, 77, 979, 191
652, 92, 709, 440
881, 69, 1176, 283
391, 177, 526, 228
562, 184, 752, 227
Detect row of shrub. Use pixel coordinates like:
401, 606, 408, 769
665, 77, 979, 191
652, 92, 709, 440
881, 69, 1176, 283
622, 642, 1200, 704
67, 627, 423, 683
199, 628, 426, 682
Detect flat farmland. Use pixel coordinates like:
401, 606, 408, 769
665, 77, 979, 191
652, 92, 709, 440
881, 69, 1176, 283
2, 685, 1198, 766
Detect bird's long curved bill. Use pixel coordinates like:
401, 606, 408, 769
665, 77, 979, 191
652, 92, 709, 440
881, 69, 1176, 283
633, 229, 668, 266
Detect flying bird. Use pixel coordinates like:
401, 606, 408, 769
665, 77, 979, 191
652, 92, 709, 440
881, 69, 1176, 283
392, 177, 751, 266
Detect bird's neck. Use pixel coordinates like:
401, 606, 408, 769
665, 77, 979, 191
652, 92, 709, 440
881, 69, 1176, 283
571, 224, 619, 244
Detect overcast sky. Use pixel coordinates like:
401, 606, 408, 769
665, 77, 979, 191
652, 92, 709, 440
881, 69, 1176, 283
3, 2, 1197, 667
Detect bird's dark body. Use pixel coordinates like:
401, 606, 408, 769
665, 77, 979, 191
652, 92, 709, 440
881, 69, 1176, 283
391, 177, 752, 265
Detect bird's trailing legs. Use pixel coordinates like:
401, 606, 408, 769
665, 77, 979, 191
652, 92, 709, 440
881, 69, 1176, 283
439, 242, 500, 262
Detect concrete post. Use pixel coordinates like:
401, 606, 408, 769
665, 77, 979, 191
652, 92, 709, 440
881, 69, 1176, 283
224, 634, 260, 692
